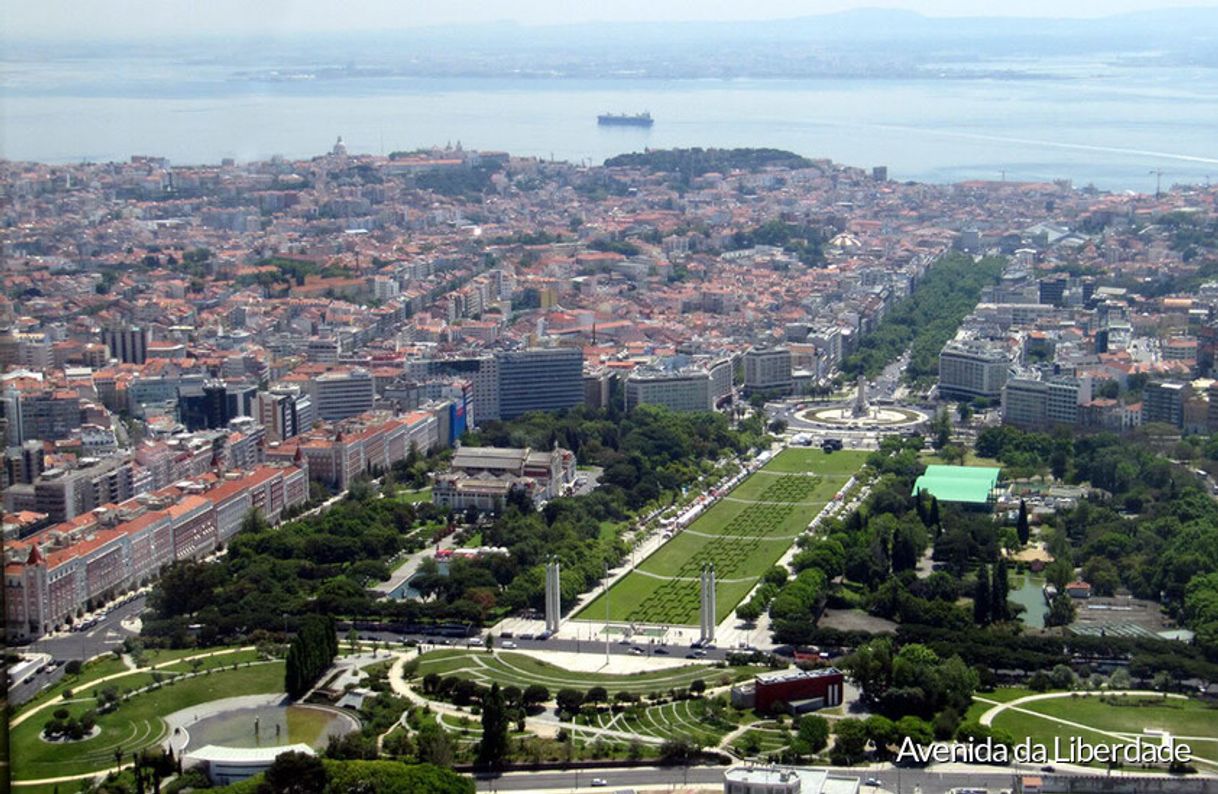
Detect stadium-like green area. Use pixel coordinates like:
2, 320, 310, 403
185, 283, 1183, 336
576, 448, 867, 626
10, 661, 285, 781
414, 649, 760, 694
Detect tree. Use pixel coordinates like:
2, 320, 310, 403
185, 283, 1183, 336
736, 601, 762, 622
259, 751, 328, 794
1016, 499, 1030, 545
891, 522, 923, 573
417, 723, 456, 768
932, 411, 952, 450
973, 567, 991, 625
1045, 593, 1076, 628
478, 683, 510, 768
1152, 670, 1174, 697
865, 715, 899, 760
660, 737, 700, 763
522, 684, 550, 709
285, 615, 338, 699
555, 688, 584, 715
1045, 559, 1073, 591
65, 660, 82, 676
844, 637, 894, 705
829, 718, 869, 765
928, 497, 941, 532
991, 558, 1010, 622
797, 714, 830, 754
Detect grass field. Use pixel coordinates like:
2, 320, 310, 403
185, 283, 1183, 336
10, 661, 284, 781
733, 724, 793, 756
989, 693, 1218, 765
414, 649, 760, 694
575, 698, 735, 747
576, 448, 867, 625
393, 487, 432, 504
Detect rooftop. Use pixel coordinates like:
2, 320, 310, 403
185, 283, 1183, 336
912, 464, 1001, 505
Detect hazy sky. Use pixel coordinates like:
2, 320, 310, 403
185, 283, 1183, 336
5, 0, 1218, 40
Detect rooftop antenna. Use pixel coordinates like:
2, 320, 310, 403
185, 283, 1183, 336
1149, 169, 1164, 198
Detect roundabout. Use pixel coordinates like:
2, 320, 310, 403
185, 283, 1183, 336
798, 404, 927, 429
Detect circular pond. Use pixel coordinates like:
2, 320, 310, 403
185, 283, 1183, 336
179, 702, 357, 751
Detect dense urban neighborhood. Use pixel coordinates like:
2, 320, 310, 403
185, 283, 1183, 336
5, 137, 1218, 794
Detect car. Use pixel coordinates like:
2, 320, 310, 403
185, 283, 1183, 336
1040, 766, 1055, 773
630, 647, 644, 655
654, 647, 669, 655
865, 779, 880, 787
690, 649, 707, 658
590, 779, 608, 787
502, 641, 517, 649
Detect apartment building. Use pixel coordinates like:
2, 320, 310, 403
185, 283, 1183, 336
307, 368, 375, 422
496, 348, 583, 420
938, 340, 1010, 401
4, 464, 308, 641
743, 347, 793, 397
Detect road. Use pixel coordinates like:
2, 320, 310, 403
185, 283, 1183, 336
350, 628, 755, 664
472, 765, 1026, 793
9, 594, 145, 706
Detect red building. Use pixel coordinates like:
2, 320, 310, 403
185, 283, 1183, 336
733, 667, 845, 714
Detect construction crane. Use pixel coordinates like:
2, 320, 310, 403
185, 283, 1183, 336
1149, 169, 1164, 198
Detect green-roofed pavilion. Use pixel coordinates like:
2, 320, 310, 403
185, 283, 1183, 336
912, 464, 1001, 506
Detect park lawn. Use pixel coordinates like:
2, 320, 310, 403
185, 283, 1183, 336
603, 699, 733, 746
991, 708, 1127, 755
965, 687, 1037, 723
159, 649, 263, 674
413, 649, 759, 694
10, 661, 284, 781
577, 449, 865, 625
17, 655, 131, 712
919, 451, 1001, 468
734, 725, 793, 755
17, 646, 254, 719
762, 448, 868, 475
394, 487, 432, 504
1021, 694, 1218, 745
598, 521, 624, 543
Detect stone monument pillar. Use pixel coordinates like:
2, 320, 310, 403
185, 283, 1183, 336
699, 563, 717, 644
544, 558, 561, 634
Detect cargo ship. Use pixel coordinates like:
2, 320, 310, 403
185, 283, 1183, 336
597, 112, 654, 127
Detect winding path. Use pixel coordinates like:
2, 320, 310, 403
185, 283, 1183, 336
976, 689, 1217, 770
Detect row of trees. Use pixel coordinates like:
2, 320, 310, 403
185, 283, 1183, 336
841, 253, 1005, 382
285, 615, 338, 699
